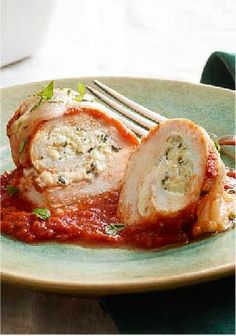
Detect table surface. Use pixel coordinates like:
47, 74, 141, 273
1, 0, 235, 333
1, 284, 117, 334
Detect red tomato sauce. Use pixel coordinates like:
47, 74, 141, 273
0, 170, 189, 249
1, 169, 235, 249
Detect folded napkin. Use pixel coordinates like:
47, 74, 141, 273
201, 51, 235, 90
100, 52, 236, 334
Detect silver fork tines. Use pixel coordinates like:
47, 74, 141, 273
86, 80, 167, 137
86, 84, 148, 136
86, 80, 236, 155
93, 80, 167, 124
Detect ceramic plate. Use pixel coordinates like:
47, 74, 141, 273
1, 77, 235, 295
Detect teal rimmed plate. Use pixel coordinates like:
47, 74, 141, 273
1, 77, 235, 295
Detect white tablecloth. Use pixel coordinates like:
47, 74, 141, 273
1, 0, 235, 87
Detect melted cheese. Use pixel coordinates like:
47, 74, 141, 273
13, 89, 94, 135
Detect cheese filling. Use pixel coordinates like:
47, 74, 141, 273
31, 124, 122, 188
161, 135, 193, 194
137, 134, 194, 216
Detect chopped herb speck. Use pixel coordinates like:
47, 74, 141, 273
161, 175, 169, 185
111, 145, 121, 152
101, 134, 109, 142
105, 223, 125, 236
7, 185, 19, 196
228, 213, 236, 221
165, 148, 170, 159
63, 141, 68, 147
58, 176, 66, 184
178, 157, 184, 164
86, 162, 97, 174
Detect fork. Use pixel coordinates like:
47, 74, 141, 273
86, 80, 236, 154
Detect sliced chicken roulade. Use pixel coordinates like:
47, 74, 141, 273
7, 84, 139, 209
118, 118, 235, 235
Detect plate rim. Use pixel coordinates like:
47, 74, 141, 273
1, 75, 235, 93
1, 263, 234, 295
1, 76, 235, 295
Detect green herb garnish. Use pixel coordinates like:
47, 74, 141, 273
19, 138, 28, 154
39, 80, 54, 100
29, 81, 54, 112
105, 223, 125, 236
6, 185, 19, 196
74, 82, 86, 102
32, 208, 51, 220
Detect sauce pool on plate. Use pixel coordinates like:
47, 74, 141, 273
0, 170, 189, 249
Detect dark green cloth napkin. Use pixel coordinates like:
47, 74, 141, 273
100, 52, 236, 334
201, 51, 235, 89
100, 276, 235, 334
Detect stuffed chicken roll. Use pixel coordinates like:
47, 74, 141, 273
118, 118, 235, 235
7, 84, 138, 209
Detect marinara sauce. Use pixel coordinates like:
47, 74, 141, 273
0, 170, 189, 249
